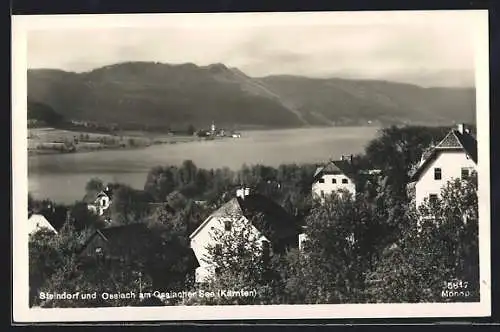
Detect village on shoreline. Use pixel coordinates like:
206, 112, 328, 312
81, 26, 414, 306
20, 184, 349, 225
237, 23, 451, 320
28, 121, 242, 156
27, 123, 480, 307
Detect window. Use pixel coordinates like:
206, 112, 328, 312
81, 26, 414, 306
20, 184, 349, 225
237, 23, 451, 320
224, 220, 231, 232
95, 247, 104, 263
214, 244, 222, 255
318, 178, 325, 183
332, 178, 337, 184
461, 168, 470, 179
342, 178, 348, 184
320, 190, 325, 198
429, 194, 438, 204
434, 168, 442, 180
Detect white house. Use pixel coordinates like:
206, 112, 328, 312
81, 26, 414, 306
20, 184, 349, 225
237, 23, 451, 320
312, 155, 357, 203
189, 188, 297, 283
85, 188, 112, 217
408, 123, 477, 209
28, 213, 58, 236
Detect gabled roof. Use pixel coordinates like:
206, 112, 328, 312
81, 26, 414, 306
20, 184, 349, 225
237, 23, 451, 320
410, 129, 477, 181
78, 223, 199, 267
237, 194, 298, 243
28, 214, 58, 235
313, 160, 356, 182
83, 190, 110, 204
78, 223, 151, 253
189, 193, 297, 244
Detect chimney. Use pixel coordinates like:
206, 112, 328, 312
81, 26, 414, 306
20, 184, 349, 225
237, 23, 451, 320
457, 123, 465, 134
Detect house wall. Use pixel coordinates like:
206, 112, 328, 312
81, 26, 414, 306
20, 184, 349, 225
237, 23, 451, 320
81, 235, 109, 257
415, 150, 476, 208
190, 214, 269, 282
312, 174, 356, 201
28, 215, 57, 236
97, 196, 110, 209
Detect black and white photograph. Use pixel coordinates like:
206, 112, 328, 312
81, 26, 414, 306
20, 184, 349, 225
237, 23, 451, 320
12, 10, 491, 321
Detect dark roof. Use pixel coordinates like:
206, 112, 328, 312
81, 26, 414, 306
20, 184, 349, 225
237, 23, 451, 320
78, 223, 151, 253
82, 189, 111, 204
236, 194, 298, 243
313, 160, 356, 182
78, 222, 199, 267
410, 129, 477, 181
189, 193, 298, 244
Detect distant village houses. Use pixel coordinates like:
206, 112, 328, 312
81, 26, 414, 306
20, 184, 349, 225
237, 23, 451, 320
197, 120, 241, 138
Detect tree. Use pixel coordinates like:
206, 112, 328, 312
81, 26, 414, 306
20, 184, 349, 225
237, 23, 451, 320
283, 191, 376, 304
363, 125, 450, 199
365, 174, 479, 303
39, 257, 153, 308
189, 212, 284, 305
29, 230, 64, 307
109, 186, 151, 225
85, 178, 105, 194
28, 193, 35, 212
144, 166, 178, 202
29, 220, 93, 307
69, 201, 104, 231
187, 124, 196, 136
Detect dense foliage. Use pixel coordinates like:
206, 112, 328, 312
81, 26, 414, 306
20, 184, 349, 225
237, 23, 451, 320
28, 125, 480, 307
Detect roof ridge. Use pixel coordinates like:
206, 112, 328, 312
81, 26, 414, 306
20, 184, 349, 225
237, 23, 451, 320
96, 229, 109, 242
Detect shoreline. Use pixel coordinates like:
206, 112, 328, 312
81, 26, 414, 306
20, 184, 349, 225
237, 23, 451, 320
27, 128, 233, 156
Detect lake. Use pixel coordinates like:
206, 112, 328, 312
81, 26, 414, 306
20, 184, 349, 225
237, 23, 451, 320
28, 127, 380, 204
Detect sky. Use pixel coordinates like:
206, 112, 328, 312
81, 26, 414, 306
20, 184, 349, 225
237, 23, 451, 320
24, 11, 485, 87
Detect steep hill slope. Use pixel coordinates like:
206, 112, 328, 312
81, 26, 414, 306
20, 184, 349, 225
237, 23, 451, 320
27, 62, 476, 130
257, 75, 476, 126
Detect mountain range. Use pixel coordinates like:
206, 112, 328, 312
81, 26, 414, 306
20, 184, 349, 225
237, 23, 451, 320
27, 61, 476, 130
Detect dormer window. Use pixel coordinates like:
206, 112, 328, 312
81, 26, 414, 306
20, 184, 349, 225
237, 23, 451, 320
342, 179, 348, 184
434, 168, 442, 180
